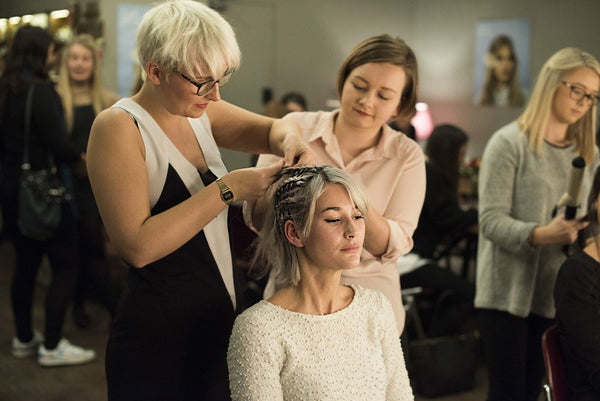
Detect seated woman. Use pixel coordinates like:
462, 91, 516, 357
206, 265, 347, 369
554, 166, 600, 401
398, 124, 477, 335
227, 166, 413, 401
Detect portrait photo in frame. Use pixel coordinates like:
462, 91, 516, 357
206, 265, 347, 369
473, 18, 531, 108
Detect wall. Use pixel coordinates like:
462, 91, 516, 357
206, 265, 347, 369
0, 0, 62, 17
100, 0, 417, 169
3, 0, 600, 164
414, 0, 600, 157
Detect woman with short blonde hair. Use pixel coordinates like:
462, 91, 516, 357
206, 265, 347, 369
87, 1, 313, 399
229, 166, 413, 400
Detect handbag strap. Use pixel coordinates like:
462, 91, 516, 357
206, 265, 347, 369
20, 84, 59, 172
21, 85, 35, 170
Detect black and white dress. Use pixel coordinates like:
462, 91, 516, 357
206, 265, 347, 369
105, 98, 242, 401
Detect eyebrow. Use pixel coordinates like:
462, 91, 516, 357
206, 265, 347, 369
353, 76, 398, 93
319, 206, 341, 213
571, 82, 600, 95
319, 205, 360, 213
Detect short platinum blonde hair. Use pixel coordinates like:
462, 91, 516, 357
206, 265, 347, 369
254, 166, 368, 287
517, 47, 600, 164
136, 0, 240, 80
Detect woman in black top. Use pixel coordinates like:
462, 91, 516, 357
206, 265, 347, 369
86, 2, 313, 400
555, 166, 600, 401
398, 124, 477, 334
56, 34, 121, 328
0, 26, 95, 366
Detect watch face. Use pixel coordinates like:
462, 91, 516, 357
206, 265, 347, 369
222, 190, 234, 202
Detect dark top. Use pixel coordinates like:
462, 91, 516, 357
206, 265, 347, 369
411, 162, 478, 259
0, 81, 80, 172
70, 104, 95, 153
105, 165, 243, 401
69, 104, 98, 217
0, 81, 80, 234
555, 250, 600, 401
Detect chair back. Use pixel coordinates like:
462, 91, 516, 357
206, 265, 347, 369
228, 204, 258, 271
541, 324, 569, 401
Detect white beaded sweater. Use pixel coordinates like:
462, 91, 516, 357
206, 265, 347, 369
227, 285, 414, 401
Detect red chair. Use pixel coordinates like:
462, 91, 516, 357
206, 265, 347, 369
542, 324, 569, 401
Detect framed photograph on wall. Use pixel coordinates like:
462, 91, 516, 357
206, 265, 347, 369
474, 17, 531, 108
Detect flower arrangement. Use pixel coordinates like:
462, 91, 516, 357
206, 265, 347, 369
459, 157, 481, 201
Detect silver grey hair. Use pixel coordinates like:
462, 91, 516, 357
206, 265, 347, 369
253, 166, 368, 287
136, 0, 241, 81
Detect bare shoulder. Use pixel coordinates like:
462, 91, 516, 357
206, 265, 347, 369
89, 107, 144, 155
92, 107, 134, 135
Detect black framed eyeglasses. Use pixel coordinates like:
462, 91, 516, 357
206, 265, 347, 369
561, 81, 600, 106
180, 68, 236, 96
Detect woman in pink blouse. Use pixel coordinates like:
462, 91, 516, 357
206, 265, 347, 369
246, 34, 426, 333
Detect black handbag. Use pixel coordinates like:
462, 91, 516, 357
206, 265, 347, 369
407, 331, 479, 397
17, 85, 71, 241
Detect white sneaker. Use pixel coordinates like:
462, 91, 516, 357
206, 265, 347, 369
38, 338, 96, 367
12, 330, 44, 358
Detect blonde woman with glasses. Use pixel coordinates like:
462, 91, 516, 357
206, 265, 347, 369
86, 1, 313, 400
475, 47, 600, 401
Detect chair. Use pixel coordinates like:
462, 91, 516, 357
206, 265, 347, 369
541, 324, 569, 401
228, 204, 266, 308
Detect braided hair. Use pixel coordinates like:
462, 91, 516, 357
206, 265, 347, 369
253, 165, 368, 287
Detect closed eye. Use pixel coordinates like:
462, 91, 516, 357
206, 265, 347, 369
352, 83, 367, 91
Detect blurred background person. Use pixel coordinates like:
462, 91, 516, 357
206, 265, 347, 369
476, 47, 600, 401
0, 26, 95, 367
56, 33, 121, 329
477, 35, 527, 107
398, 124, 477, 336
388, 108, 416, 141
281, 91, 307, 113
555, 165, 600, 401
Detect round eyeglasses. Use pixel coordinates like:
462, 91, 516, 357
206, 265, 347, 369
180, 68, 236, 96
561, 81, 600, 106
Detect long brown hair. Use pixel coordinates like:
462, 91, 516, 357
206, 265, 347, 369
479, 35, 524, 107
0, 26, 53, 121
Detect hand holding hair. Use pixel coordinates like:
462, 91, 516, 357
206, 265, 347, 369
224, 160, 284, 202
